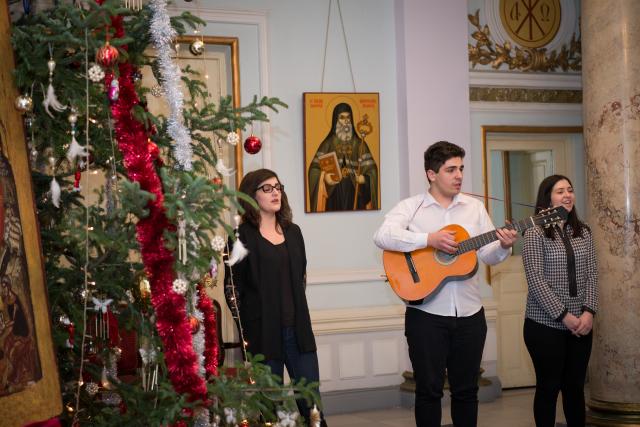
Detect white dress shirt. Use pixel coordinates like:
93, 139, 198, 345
373, 191, 511, 317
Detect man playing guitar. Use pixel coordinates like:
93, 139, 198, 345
374, 141, 517, 427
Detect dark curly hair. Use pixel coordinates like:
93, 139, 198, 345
423, 141, 466, 178
534, 174, 587, 239
238, 168, 292, 229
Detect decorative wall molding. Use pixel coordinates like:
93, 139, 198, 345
471, 101, 582, 114
311, 305, 405, 335
306, 268, 386, 285
312, 301, 499, 392
468, 8, 581, 72
310, 300, 498, 336
469, 70, 582, 90
470, 87, 582, 103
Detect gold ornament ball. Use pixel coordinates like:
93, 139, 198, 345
14, 94, 33, 114
190, 39, 205, 56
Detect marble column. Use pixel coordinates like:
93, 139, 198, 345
582, 0, 640, 425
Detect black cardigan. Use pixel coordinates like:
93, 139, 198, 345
225, 222, 316, 360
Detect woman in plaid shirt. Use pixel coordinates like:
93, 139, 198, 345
522, 174, 598, 427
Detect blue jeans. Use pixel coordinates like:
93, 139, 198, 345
265, 326, 325, 425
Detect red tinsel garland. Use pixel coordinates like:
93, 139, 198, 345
197, 283, 218, 377
103, 15, 207, 403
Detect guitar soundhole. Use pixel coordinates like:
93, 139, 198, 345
434, 250, 457, 266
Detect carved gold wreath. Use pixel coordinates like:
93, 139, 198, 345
468, 9, 581, 72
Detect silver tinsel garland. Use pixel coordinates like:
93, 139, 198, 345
149, 0, 193, 170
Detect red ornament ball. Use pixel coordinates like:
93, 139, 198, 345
96, 42, 119, 68
243, 135, 262, 155
211, 176, 223, 187
189, 316, 200, 334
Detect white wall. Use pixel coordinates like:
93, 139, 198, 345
396, 0, 472, 197
194, 0, 401, 311
189, 0, 586, 391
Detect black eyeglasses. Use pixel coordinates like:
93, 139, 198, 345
256, 183, 284, 193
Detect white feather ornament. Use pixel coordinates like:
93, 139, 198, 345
215, 158, 235, 177
42, 83, 67, 117
226, 238, 248, 266
66, 135, 89, 163
50, 177, 61, 208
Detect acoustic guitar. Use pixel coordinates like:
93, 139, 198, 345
382, 206, 568, 303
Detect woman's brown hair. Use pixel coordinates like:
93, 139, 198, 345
238, 168, 292, 229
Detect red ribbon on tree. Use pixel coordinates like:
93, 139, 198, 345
197, 283, 218, 378
101, 11, 207, 403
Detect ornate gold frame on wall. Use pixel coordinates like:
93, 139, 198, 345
176, 35, 243, 186
468, 9, 581, 72
0, 2, 62, 423
481, 125, 583, 284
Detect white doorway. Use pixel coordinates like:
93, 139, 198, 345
483, 127, 582, 388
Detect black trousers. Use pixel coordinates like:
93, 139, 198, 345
524, 318, 593, 427
405, 307, 487, 427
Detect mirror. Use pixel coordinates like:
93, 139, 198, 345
142, 35, 242, 188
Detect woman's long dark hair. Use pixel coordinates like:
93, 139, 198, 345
534, 174, 587, 239
238, 168, 292, 229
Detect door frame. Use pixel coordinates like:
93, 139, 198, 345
481, 125, 583, 388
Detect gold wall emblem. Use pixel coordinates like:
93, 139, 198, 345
500, 0, 561, 48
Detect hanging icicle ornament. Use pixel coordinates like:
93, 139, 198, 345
42, 47, 67, 117
88, 63, 105, 83
139, 346, 158, 392
92, 297, 113, 340
14, 94, 33, 114
149, 0, 193, 170
211, 235, 225, 252
177, 211, 187, 264
124, 0, 143, 11
100, 365, 112, 389
172, 276, 189, 295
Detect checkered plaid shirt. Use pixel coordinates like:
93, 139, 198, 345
522, 224, 599, 330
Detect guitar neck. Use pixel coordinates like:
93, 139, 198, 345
456, 217, 533, 254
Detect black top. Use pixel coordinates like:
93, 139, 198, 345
225, 223, 316, 360
257, 237, 295, 327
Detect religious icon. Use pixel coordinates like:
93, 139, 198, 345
0, 151, 42, 395
304, 92, 380, 213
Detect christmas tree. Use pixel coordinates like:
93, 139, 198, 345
10, 0, 319, 425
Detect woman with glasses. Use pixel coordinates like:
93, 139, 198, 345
226, 168, 327, 426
